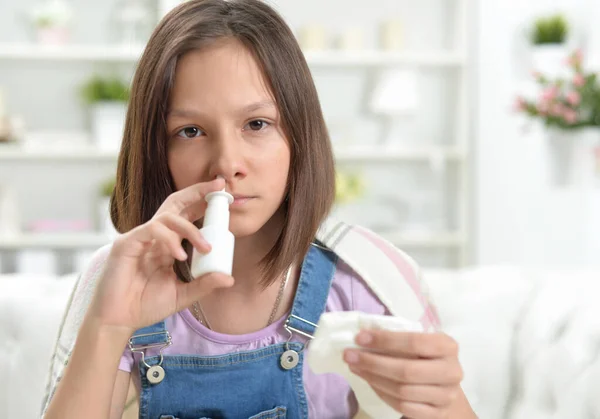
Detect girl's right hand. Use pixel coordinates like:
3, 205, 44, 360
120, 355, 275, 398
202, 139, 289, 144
86, 177, 234, 335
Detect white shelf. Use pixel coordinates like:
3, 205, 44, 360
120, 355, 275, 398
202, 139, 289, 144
0, 144, 463, 163
0, 233, 111, 250
0, 144, 118, 162
304, 50, 465, 67
0, 43, 465, 67
0, 44, 144, 61
0, 231, 462, 250
334, 146, 464, 162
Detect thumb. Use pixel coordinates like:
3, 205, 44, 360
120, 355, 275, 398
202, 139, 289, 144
176, 272, 235, 309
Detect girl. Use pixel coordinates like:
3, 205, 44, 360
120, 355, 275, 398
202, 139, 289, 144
42, 1, 476, 418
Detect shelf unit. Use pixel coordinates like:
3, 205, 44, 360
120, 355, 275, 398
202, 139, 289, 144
0, 0, 473, 268
0, 43, 464, 68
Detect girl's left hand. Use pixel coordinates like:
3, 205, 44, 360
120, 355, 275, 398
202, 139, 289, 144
344, 330, 465, 419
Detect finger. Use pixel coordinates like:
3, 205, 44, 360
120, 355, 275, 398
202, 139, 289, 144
349, 366, 459, 407
180, 200, 209, 225
356, 330, 459, 359
148, 243, 177, 269
175, 272, 234, 309
156, 213, 211, 253
344, 350, 463, 385
141, 243, 173, 274
129, 221, 187, 261
157, 178, 225, 220
373, 390, 441, 419
151, 222, 189, 261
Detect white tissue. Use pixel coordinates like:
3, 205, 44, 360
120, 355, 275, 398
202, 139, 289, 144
307, 311, 424, 419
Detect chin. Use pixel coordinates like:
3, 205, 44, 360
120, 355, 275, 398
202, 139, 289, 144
229, 216, 268, 238
229, 207, 285, 239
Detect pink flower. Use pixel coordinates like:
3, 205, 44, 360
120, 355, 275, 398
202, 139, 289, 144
541, 86, 559, 101
513, 96, 527, 111
567, 49, 584, 66
563, 109, 578, 124
550, 103, 565, 116
566, 91, 581, 106
573, 73, 586, 87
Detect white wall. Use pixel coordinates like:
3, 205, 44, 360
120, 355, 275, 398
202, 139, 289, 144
476, 0, 600, 268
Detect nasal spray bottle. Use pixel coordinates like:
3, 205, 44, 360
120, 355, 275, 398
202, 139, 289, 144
190, 180, 235, 277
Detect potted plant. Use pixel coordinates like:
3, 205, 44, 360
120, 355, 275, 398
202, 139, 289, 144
529, 14, 570, 77
515, 49, 600, 186
30, 0, 73, 45
81, 75, 130, 152
332, 169, 366, 223
97, 177, 118, 238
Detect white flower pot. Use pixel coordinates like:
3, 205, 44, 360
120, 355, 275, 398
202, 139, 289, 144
531, 45, 569, 79
297, 25, 328, 50
546, 128, 600, 187
90, 101, 127, 152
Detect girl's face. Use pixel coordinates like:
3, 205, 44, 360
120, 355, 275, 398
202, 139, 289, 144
167, 39, 291, 238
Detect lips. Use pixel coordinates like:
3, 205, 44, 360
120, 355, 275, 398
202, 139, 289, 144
230, 194, 255, 206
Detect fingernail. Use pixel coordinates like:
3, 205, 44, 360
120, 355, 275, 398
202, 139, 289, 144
345, 350, 359, 364
356, 331, 372, 346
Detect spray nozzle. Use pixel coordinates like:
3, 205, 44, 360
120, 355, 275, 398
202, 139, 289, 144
216, 175, 227, 192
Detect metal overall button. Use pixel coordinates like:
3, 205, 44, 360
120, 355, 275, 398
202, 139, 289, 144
128, 331, 172, 385
280, 314, 318, 370
280, 349, 299, 370
147, 362, 166, 384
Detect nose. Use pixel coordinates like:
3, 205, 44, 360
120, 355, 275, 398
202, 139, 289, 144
208, 130, 246, 183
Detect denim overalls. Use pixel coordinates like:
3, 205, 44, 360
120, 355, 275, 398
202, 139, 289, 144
128, 244, 338, 419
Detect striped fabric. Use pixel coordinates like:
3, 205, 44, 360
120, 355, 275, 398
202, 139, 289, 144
316, 217, 440, 332
40, 217, 440, 417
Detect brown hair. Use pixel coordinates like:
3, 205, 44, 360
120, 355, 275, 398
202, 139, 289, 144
111, 0, 335, 285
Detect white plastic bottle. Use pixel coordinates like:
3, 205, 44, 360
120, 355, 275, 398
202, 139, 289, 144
190, 190, 235, 277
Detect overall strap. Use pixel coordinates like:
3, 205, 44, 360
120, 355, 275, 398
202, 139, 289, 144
284, 243, 338, 339
129, 321, 171, 351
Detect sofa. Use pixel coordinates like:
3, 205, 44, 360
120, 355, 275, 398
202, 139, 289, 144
2, 266, 600, 419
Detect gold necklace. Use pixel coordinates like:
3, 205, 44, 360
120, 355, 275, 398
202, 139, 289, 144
191, 265, 292, 330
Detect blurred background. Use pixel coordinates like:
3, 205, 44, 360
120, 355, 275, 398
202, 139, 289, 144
3, 0, 600, 418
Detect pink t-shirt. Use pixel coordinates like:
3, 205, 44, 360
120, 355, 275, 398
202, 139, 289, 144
119, 259, 389, 418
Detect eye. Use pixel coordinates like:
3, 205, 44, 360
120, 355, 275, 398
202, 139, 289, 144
244, 119, 271, 131
175, 126, 204, 139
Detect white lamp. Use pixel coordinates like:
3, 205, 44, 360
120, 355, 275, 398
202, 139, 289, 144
369, 68, 419, 146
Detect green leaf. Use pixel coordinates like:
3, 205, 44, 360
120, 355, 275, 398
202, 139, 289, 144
81, 75, 130, 104
531, 14, 569, 45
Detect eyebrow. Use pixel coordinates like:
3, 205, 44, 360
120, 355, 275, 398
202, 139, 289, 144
167, 100, 277, 119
